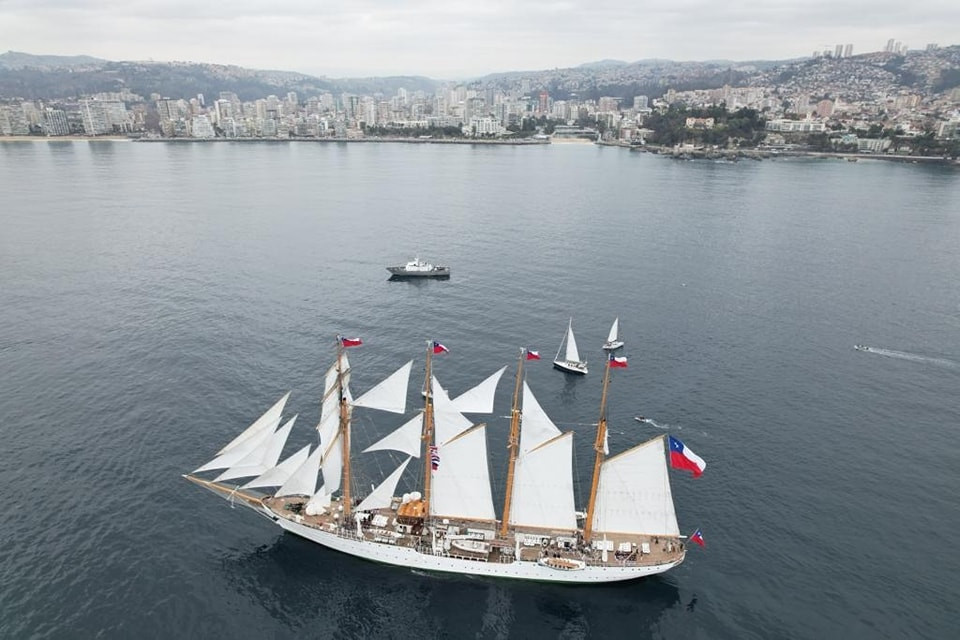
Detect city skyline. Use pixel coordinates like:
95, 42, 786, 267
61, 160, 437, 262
1, 0, 958, 79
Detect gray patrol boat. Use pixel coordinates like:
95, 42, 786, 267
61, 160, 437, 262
387, 256, 450, 278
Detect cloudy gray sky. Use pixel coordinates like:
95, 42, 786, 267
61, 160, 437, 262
2, 0, 957, 78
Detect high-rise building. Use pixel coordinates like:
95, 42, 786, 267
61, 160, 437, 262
835, 44, 843, 58
633, 95, 649, 110
885, 38, 895, 52
844, 44, 853, 58
79, 99, 111, 135
43, 108, 70, 136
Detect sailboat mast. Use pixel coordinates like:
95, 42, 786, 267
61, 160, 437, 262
337, 339, 352, 518
421, 341, 435, 517
583, 356, 613, 541
499, 348, 525, 537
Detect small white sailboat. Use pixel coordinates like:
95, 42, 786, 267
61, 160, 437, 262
603, 318, 624, 351
553, 318, 588, 375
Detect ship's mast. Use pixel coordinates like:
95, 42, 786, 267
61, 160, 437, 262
583, 356, 613, 541
499, 348, 526, 537
420, 341, 435, 517
337, 339, 352, 518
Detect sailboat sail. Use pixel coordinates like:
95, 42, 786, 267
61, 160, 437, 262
241, 444, 311, 490
431, 375, 473, 444
510, 432, 577, 530
213, 415, 298, 482
275, 444, 324, 498
451, 366, 507, 414
356, 457, 412, 512
321, 431, 343, 495
363, 413, 422, 458
565, 321, 580, 362
194, 424, 276, 473
519, 381, 561, 454
591, 436, 680, 536
607, 318, 619, 343
216, 392, 290, 456
430, 424, 496, 520
351, 361, 413, 414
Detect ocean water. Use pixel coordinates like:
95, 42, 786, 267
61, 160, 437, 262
1, 140, 958, 639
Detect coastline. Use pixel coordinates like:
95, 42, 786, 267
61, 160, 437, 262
2, 134, 955, 164
0, 135, 131, 142
131, 136, 550, 146
604, 141, 959, 166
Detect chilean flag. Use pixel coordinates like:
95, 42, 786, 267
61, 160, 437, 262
339, 336, 363, 348
433, 341, 449, 354
690, 528, 705, 547
608, 354, 628, 368
668, 436, 706, 477
526, 350, 541, 360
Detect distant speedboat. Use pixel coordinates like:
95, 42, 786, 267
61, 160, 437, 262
387, 256, 450, 278
553, 318, 588, 375
602, 317, 624, 351
854, 345, 870, 352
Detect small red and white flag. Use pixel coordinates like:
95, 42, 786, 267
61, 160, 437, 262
429, 445, 440, 470
433, 341, 449, 354
608, 354, 628, 368
526, 349, 541, 360
338, 336, 363, 348
690, 528, 705, 547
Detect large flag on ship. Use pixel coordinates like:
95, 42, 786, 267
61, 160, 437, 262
526, 349, 541, 360
668, 436, 706, 477
338, 336, 363, 348
433, 341, 449, 354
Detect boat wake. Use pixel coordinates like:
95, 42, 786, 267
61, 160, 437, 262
635, 417, 670, 430
855, 346, 958, 369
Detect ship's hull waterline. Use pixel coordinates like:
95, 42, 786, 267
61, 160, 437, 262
277, 515, 684, 583
187, 476, 685, 584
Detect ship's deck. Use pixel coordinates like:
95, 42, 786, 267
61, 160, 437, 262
262, 494, 685, 568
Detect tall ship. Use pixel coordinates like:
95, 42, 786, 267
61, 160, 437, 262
185, 336, 698, 583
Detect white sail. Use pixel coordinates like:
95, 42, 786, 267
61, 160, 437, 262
519, 381, 562, 455
356, 457, 412, 512
317, 406, 346, 495
607, 318, 620, 343
510, 432, 577, 531
213, 415, 298, 482
591, 436, 680, 536
321, 432, 343, 495
305, 487, 332, 515
430, 424, 496, 521
432, 375, 473, 445
320, 354, 351, 427
241, 444, 311, 490
275, 444, 324, 498
363, 413, 423, 458
320, 363, 339, 425
216, 392, 289, 456
351, 361, 413, 414
565, 320, 581, 363
451, 366, 507, 414
194, 425, 275, 473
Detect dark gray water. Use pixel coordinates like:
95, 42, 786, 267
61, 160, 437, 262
1, 140, 958, 639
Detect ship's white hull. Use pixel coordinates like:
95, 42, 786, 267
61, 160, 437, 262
269, 508, 683, 584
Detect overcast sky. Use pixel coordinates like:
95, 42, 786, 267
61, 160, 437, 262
2, 0, 957, 79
